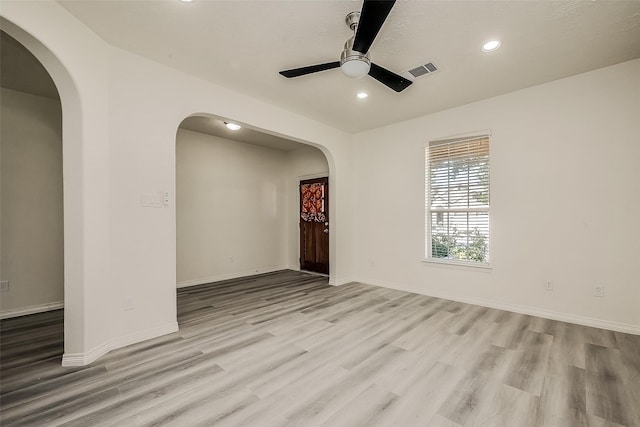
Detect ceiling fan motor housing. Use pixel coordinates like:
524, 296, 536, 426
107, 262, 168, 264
340, 12, 371, 79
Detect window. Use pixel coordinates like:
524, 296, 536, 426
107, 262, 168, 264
425, 135, 490, 265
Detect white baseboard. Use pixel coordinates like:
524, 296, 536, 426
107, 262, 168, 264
329, 277, 355, 287
357, 277, 640, 336
62, 321, 179, 367
177, 266, 289, 289
0, 301, 64, 319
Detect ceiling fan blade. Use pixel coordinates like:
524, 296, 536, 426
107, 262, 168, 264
369, 63, 412, 92
353, 0, 396, 54
279, 62, 341, 78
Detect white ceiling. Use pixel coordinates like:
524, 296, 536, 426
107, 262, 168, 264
56, 1, 640, 133
180, 116, 306, 151
0, 29, 304, 151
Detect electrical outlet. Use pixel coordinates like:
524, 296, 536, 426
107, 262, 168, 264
545, 281, 553, 291
124, 296, 135, 310
594, 286, 605, 297
0, 281, 9, 292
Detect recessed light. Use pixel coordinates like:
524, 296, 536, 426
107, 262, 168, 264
356, 92, 368, 99
180, 0, 193, 2
224, 122, 241, 131
482, 40, 501, 52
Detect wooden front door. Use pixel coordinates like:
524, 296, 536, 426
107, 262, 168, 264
299, 177, 329, 274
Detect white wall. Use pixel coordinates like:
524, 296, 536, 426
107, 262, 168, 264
0, 88, 63, 316
101, 45, 352, 366
176, 129, 288, 285
101, 42, 353, 366
353, 59, 640, 333
286, 146, 330, 269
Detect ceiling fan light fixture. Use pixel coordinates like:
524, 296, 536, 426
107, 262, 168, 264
340, 35, 371, 79
341, 59, 371, 79
224, 122, 241, 131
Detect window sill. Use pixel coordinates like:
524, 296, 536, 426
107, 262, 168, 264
422, 258, 492, 271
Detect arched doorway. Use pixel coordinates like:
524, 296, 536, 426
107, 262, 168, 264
174, 115, 330, 322
0, 16, 87, 364
0, 30, 64, 315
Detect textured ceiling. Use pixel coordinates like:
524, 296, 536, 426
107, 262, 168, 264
50, 1, 640, 133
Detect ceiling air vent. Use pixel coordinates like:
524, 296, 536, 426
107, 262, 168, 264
407, 62, 438, 78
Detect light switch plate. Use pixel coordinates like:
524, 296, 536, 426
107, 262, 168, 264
0, 281, 9, 292
141, 192, 162, 207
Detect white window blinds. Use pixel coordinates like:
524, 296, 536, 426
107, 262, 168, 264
425, 135, 490, 264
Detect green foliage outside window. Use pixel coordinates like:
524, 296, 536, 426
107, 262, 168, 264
431, 227, 487, 262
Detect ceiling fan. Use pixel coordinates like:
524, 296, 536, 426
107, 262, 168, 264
279, 0, 412, 93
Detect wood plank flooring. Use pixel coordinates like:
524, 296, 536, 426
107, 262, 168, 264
1, 270, 639, 426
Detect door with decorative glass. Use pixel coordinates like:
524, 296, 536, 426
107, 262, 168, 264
299, 177, 329, 274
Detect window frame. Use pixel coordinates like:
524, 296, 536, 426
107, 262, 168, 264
423, 132, 491, 269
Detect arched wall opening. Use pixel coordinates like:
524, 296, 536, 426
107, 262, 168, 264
1, 17, 86, 360
174, 114, 332, 301
0, 30, 64, 322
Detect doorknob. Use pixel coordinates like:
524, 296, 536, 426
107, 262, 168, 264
323, 229, 329, 233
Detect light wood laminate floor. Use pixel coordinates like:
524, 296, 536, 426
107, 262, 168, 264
1, 270, 639, 426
